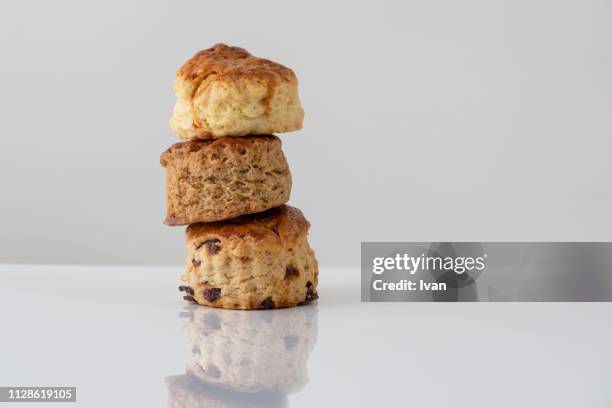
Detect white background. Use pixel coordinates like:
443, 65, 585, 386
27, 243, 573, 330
0, 0, 610, 266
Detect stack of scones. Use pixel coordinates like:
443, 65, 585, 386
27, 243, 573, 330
161, 44, 319, 310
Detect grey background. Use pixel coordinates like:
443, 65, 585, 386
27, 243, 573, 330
0, 0, 610, 267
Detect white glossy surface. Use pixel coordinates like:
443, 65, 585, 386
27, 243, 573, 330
1, 265, 611, 407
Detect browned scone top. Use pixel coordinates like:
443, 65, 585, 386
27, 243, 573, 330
170, 44, 304, 139
177, 43, 296, 83
186, 205, 309, 247
160, 134, 278, 167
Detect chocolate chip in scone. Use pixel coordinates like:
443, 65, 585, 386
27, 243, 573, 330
298, 281, 318, 305
183, 295, 197, 304
259, 297, 275, 309
179, 285, 195, 295
196, 238, 221, 255
203, 287, 222, 302
192, 345, 201, 355
284, 265, 299, 279
192, 259, 201, 268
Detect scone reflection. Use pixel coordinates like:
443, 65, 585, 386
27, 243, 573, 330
166, 375, 289, 408
166, 305, 318, 407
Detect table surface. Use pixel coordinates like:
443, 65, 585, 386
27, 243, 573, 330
1, 264, 611, 408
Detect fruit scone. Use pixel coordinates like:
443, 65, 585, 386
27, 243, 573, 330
160, 135, 291, 225
182, 305, 318, 393
170, 43, 304, 139
179, 205, 318, 310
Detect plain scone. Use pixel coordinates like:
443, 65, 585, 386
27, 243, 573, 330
179, 205, 319, 310
160, 135, 291, 225
170, 44, 304, 139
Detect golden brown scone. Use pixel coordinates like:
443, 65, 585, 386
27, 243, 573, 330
170, 44, 304, 139
179, 205, 318, 310
160, 135, 291, 225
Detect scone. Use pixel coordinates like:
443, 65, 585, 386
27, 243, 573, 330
170, 44, 304, 139
182, 305, 317, 393
160, 135, 291, 225
179, 205, 318, 310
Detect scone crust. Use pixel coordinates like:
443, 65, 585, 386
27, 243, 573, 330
180, 206, 319, 310
170, 44, 304, 139
161, 135, 291, 225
